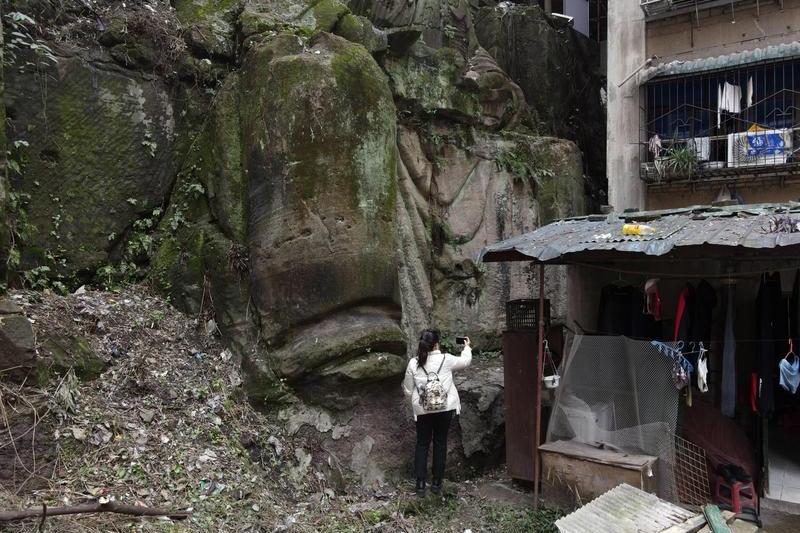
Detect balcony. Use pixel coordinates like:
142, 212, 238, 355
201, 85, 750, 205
640, 0, 749, 20
640, 57, 800, 187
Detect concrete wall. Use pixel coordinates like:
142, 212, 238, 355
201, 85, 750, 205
647, 0, 800, 62
565, 0, 590, 37
607, 0, 647, 211
647, 176, 800, 210
606, 0, 800, 212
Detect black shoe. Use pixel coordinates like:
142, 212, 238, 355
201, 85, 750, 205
415, 479, 426, 498
431, 479, 443, 495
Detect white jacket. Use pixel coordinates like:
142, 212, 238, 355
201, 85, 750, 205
402, 347, 472, 420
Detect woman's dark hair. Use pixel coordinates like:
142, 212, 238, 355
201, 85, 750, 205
417, 329, 440, 368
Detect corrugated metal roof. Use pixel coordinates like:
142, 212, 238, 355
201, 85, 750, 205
640, 41, 800, 82
479, 203, 800, 264
555, 483, 698, 533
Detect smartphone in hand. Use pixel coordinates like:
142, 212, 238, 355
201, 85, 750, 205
455, 336, 467, 345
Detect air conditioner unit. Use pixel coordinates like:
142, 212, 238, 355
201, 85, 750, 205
640, 0, 673, 16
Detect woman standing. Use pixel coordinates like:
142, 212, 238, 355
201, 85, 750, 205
402, 329, 473, 497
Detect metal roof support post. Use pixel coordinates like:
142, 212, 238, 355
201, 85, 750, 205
534, 263, 546, 509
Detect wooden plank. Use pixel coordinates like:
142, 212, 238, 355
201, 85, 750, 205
702, 505, 732, 533
539, 440, 658, 469
661, 514, 708, 533
503, 331, 539, 482
541, 449, 658, 508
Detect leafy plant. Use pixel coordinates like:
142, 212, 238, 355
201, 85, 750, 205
495, 145, 555, 189
4, 12, 58, 66
656, 143, 698, 180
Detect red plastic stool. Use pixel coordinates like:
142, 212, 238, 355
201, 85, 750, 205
714, 477, 758, 514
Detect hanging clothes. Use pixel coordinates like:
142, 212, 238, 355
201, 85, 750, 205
747, 77, 754, 108
756, 272, 782, 417
674, 283, 696, 343
692, 280, 717, 348
721, 283, 737, 418
648, 135, 663, 159
780, 356, 800, 394
781, 270, 800, 408
691, 137, 711, 161
720, 82, 742, 114
644, 278, 662, 321
697, 350, 709, 393
597, 284, 661, 339
791, 270, 800, 348
598, 285, 636, 336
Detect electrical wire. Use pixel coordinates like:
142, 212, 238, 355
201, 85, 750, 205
572, 261, 800, 280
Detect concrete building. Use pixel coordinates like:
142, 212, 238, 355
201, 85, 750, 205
607, 0, 800, 211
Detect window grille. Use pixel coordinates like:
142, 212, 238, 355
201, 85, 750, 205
641, 58, 800, 183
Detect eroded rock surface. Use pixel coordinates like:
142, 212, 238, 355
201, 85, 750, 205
3, 0, 604, 482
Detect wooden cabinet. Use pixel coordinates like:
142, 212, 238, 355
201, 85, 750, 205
503, 330, 540, 481
540, 440, 659, 508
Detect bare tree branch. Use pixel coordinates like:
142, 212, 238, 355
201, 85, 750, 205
0, 501, 191, 522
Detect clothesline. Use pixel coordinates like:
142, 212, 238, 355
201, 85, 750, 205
574, 262, 800, 280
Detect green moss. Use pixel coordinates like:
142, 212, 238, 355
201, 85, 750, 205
310, 0, 350, 31
42, 335, 107, 381
150, 236, 180, 294
318, 352, 405, 381
242, 353, 293, 405
383, 47, 481, 120
192, 75, 247, 242
173, 0, 239, 25
334, 13, 362, 38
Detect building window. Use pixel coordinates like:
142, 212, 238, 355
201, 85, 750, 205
589, 0, 607, 42
642, 58, 800, 182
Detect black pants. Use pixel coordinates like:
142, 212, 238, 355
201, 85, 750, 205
415, 410, 453, 482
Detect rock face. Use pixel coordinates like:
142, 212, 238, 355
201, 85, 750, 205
242, 33, 399, 349
0, 300, 36, 382
3, 0, 604, 483
474, 4, 607, 195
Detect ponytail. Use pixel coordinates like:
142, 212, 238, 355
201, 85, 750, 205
417, 329, 440, 368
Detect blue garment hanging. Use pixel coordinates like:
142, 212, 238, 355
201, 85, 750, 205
779, 358, 799, 394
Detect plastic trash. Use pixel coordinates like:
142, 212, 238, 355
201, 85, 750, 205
623, 223, 656, 236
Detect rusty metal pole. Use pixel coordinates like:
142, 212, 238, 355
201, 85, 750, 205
533, 263, 546, 509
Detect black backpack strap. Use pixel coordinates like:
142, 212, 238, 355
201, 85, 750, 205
435, 356, 444, 375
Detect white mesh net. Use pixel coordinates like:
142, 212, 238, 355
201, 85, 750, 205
546, 335, 682, 500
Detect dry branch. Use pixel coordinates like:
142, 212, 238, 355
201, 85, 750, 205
0, 501, 191, 522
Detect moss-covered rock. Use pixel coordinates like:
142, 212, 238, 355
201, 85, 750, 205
5, 53, 178, 277
238, 0, 349, 41
333, 13, 387, 54
383, 45, 482, 122
241, 32, 399, 341
40, 334, 107, 381
309, 0, 350, 31
173, 0, 240, 59
474, 4, 606, 186
198, 75, 247, 242
0, 313, 36, 382
532, 137, 587, 224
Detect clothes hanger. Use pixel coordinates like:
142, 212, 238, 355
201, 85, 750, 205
785, 338, 798, 363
